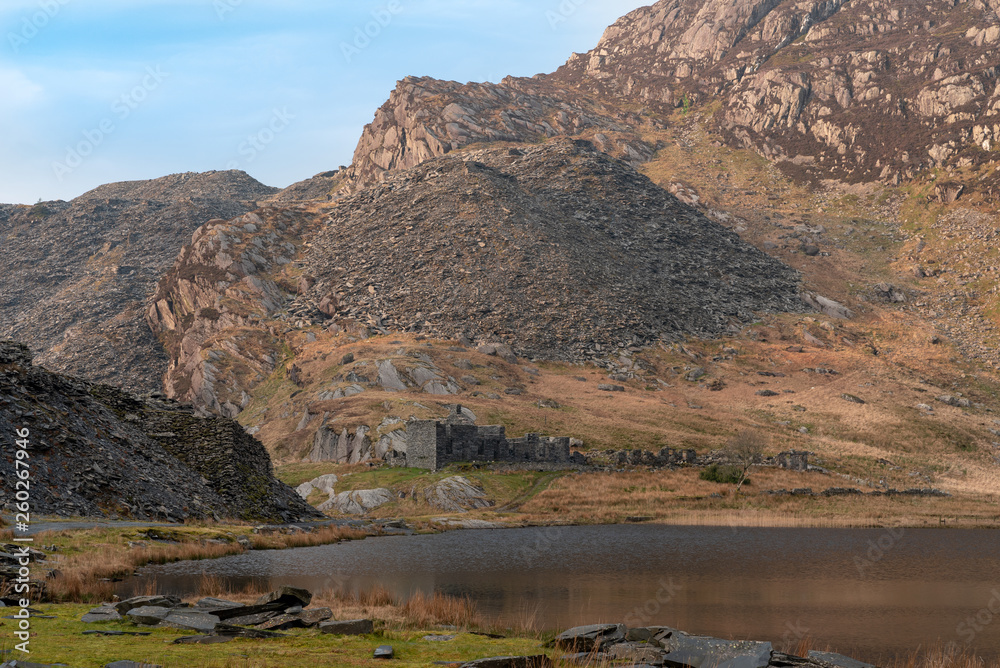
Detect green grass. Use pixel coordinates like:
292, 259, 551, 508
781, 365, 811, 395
22, 604, 550, 668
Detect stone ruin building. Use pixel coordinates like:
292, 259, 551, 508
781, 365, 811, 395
776, 450, 810, 471
405, 405, 586, 470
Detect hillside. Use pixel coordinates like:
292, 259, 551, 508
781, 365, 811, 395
0, 340, 318, 522
0, 171, 277, 393
147, 140, 804, 414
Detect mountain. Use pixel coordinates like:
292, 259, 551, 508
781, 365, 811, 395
147, 139, 804, 413
0, 171, 278, 394
0, 341, 319, 521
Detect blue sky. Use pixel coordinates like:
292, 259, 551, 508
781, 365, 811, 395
0, 1, 651, 204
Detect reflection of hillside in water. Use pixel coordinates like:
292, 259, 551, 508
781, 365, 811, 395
130, 525, 1000, 661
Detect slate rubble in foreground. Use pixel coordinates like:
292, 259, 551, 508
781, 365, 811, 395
75, 588, 878, 668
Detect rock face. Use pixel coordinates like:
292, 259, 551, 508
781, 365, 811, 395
345, 75, 653, 191
424, 476, 494, 512
0, 171, 276, 393
0, 341, 319, 522
146, 206, 326, 414
303, 139, 803, 361
547, 0, 1000, 184
321, 488, 394, 515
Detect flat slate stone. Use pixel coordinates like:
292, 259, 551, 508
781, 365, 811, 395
374, 645, 394, 660
194, 597, 243, 611
661, 635, 772, 668
423, 635, 456, 642
319, 619, 374, 635
174, 635, 234, 645
162, 610, 220, 633
556, 623, 626, 652
125, 606, 171, 626
82, 630, 151, 637
459, 656, 552, 668
114, 595, 180, 616
214, 623, 287, 639
225, 611, 278, 626
298, 607, 333, 626
807, 651, 875, 668
256, 613, 309, 631
81, 605, 122, 623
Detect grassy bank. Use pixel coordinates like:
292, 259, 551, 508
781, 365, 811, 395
29, 523, 367, 603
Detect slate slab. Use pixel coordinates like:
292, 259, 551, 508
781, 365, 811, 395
319, 619, 374, 635
125, 606, 171, 626
660, 634, 772, 668
162, 610, 220, 633
374, 645, 394, 659
81, 605, 122, 623
555, 623, 626, 652
114, 596, 180, 616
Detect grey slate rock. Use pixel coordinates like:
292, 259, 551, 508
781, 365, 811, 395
374, 645, 395, 659
254, 585, 312, 608
319, 619, 375, 635
161, 609, 220, 633
556, 623, 626, 652
81, 605, 122, 623
114, 595, 181, 616
125, 605, 172, 626
660, 635, 772, 668
225, 611, 278, 626
174, 635, 234, 644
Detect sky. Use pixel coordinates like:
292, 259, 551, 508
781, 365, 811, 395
0, 0, 652, 204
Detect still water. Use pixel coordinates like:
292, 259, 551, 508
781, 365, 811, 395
131, 524, 1000, 660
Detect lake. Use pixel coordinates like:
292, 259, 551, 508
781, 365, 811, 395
129, 524, 1000, 661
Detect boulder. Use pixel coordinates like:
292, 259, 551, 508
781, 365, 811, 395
556, 623, 627, 652
320, 618, 375, 635
424, 476, 494, 512
324, 488, 394, 515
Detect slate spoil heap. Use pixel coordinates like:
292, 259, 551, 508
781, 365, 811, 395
0, 341, 319, 522
303, 139, 804, 362
0, 170, 278, 393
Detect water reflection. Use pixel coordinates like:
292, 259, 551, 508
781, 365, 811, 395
129, 525, 1000, 660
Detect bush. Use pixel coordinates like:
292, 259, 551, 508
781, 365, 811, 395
699, 464, 749, 486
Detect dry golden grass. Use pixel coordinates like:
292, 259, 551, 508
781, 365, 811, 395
41, 524, 367, 603
248, 524, 367, 550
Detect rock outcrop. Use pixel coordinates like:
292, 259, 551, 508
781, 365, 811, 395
548, 0, 1000, 183
0, 341, 319, 522
0, 171, 276, 393
345, 75, 654, 191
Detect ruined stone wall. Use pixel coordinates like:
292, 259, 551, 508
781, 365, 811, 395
404, 419, 573, 470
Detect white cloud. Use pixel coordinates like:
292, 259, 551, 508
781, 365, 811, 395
0, 67, 43, 106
